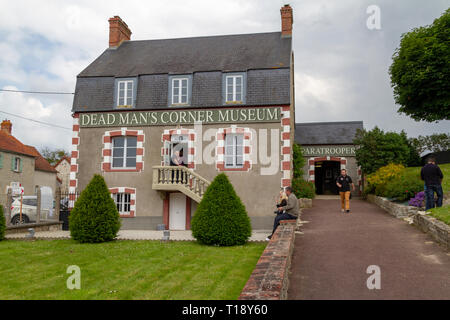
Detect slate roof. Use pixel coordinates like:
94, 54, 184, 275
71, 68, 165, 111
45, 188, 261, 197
79, 32, 291, 77
295, 121, 364, 145
72, 32, 292, 112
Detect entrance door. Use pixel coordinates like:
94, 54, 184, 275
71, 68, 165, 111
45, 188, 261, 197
315, 161, 340, 195
169, 193, 186, 230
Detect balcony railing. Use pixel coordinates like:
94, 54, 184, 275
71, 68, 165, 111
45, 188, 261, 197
152, 166, 211, 203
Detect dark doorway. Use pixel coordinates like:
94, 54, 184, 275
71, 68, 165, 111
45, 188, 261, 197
314, 161, 340, 195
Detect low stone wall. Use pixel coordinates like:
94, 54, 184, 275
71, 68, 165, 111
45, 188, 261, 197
239, 220, 296, 300
5, 221, 63, 235
367, 194, 419, 218
367, 194, 449, 251
414, 213, 450, 250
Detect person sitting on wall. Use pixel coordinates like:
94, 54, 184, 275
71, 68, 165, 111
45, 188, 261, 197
274, 190, 288, 214
267, 186, 299, 241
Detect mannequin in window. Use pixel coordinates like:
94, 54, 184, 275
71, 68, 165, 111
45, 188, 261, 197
171, 147, 186, 183
171, 149, 186, 167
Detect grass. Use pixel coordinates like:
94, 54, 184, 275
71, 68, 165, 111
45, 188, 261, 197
0, 239, 266, 300
429, 205, 450, 226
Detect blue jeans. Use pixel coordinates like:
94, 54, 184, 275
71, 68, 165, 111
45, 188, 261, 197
272, 212, 296, 234
425, 184, 443, 211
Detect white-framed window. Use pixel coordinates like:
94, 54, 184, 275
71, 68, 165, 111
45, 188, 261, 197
114, 193, 131, 215
225, 75, 243, 102
112, 136, 137, 169
172, 78, 188, 104
117, 80, 134, 106
14, 157, 21, 172
224, 134, 244, 168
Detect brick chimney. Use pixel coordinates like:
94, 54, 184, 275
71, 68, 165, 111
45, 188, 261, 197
1, 119, 12, 135
108, 16, 132, 48
280, 4, 293, 37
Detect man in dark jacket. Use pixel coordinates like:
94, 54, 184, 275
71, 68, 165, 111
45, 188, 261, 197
421, 157, 444, 210
336, 169, 355, 213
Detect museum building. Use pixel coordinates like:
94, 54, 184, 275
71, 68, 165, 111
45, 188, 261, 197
70, 6, 295, 230
295, 121, 364, 196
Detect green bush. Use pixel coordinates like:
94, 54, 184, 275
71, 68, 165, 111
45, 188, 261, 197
293, 143, 306, 179
191, 173, 251, 246
383, 171, 424, 201
69, 174, 121, 243
292, 178, 316, 199
0, 205, 5, 241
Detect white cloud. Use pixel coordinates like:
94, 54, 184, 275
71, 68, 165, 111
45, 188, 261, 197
0, 86, 72, 151
0, 0, 448, 152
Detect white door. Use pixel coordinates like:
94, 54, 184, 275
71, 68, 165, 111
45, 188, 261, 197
169, 193, 186, 230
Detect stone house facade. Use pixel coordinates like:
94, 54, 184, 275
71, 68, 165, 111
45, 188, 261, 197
0, 120, 58, 205
70, 5, 295, 230
295, 121, 364, 196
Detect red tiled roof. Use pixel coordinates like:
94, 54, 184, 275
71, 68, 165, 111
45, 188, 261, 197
53, 156, 71, 168
25, 146, 57, 173
0, 130, 37, 157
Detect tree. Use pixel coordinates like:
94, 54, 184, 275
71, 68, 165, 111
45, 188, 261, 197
293, 143, 306, 179
40, 147, 70, 166
69, 174, 121, 243
0, 205, 5, 241
291, 143, 315, 199
389, 8, 450, 122
191, 173, 251, 246
353, 127, 419, 174
409, 133, 450, 154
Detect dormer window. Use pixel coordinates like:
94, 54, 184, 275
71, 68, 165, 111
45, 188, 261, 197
169, 75, 192, 106
223, 72, 246, 104
115, 78, 137, 108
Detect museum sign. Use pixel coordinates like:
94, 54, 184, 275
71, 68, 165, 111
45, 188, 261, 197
302, 145, 357, 157
79, 107, 281, 127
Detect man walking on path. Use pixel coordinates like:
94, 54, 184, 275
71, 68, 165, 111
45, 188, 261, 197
336, 169, 355, 213
421, 157, 444, 211
267, 186, 298, 240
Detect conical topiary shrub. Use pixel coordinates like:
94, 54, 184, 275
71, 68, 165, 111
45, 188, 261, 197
69, 174, 121, 243
0, 205, 5, 241
191, 173, 251, 246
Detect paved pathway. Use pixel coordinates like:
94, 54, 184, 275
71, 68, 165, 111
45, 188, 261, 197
5, 229, 271, 242
288, 199, 450, 300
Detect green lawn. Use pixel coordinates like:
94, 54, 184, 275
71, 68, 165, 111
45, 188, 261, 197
429, 205, 450, 225
0, 239, 266, 300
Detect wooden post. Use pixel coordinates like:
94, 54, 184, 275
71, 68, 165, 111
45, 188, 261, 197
36, 186, 41, 223
55, 186, 61, 221
5, 188, 12, 226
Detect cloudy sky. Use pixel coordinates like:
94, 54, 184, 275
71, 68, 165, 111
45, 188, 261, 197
0, 0, 448, 152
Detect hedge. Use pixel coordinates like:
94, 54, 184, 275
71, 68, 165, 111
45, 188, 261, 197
191, 173, 251, 246
69, 174, 121, 243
